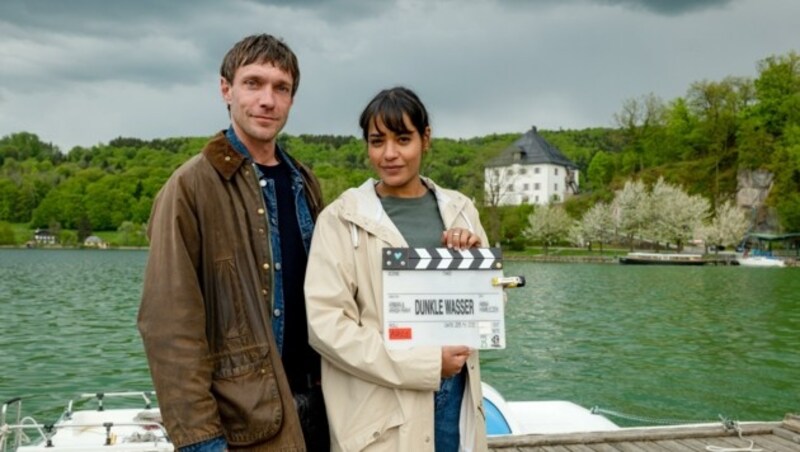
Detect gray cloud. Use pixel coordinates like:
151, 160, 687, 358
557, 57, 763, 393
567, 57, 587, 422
0, 0, 797, 151
598, 0, 736, 15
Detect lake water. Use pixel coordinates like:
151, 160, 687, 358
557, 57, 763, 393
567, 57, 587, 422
1, 249, 798, 426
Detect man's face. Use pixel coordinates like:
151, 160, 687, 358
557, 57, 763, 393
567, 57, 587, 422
220, 62, 294, 147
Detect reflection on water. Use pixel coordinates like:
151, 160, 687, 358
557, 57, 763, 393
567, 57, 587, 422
1, 250, 798, 424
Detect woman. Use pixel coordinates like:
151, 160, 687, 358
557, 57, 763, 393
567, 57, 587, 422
304, 87, 488, 451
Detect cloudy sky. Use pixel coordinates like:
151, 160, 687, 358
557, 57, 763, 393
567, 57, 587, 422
1, 0, 798, 152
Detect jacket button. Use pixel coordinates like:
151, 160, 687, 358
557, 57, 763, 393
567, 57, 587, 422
260, 180, 267, 187
262, 263, 270, 270
260, 368, 266, 374
274, 309, 282, 317
224, 155, 231, 162
262, 288, 268, 295
274, 262, 281, 271
257, 208, 265, 215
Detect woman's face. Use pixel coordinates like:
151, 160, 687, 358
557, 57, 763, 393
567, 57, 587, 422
367, 113, 430, 198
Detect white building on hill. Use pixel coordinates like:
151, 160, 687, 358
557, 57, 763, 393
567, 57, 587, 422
484, 126, 579, 206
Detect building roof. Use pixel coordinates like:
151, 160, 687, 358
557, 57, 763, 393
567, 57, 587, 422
746, 232, 800, 241
486, 126, 578, 169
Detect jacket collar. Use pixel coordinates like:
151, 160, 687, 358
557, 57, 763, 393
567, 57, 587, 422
200, 131, 323, 220
338, 177, 469, 246
202, 131, 247, 180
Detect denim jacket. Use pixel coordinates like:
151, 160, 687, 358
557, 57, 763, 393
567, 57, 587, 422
225, 127, 315, 353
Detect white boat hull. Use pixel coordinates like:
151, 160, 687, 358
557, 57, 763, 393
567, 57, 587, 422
737, 256, 786, 267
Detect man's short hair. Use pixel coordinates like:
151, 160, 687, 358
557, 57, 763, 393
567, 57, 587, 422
220, 34, 300, 96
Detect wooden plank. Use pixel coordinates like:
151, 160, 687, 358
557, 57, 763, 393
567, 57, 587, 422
748, 433, 800, 451
544, 446, 572, 452
610, 441, 650, 452
783, 414, 800, 434
656, 439, 694, 450
675, 437, 721, 451
672, 435, 792, 452
634, 440, 674, 452
486, 423, 779, 449
699, 435, 756, 450
564, 445, 597, 452
774, 426, 800, 444
584, 443, 627, 452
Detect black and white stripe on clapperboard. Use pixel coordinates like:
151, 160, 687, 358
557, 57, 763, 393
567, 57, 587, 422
382, 247, 503, 271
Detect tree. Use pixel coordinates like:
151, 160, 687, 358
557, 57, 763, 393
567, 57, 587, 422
777, 192, 800, 232
577, 202, 615, 253
752, 51, 800, 137
648, 178, 710, 251
614, 93, 667, 173
0, 179, 19, 221
702, 200, 750, 252
59, 230, 78, 247
687, 77, 754, 200
0, 221, 15, 245
586, 151, 615, 190
118, 221, 148, 247
525, 204, 572, 255
611, 180, 649, 251
483, 166, 520, 244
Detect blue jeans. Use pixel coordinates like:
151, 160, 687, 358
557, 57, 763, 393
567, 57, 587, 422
434, 367, 466, 452
180, 436, 227, 452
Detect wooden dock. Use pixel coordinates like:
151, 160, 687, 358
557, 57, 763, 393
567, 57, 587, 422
488, 414, 800, 451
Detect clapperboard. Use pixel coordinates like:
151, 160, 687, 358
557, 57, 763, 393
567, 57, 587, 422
382, 247, 506, 350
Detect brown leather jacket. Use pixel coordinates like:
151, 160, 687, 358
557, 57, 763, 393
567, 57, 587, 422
138, 131, 323, 450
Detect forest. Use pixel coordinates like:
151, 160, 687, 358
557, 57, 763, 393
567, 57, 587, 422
0, 51, 798, 248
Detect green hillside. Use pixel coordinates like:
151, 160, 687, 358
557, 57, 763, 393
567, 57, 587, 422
1, 51, 798, 247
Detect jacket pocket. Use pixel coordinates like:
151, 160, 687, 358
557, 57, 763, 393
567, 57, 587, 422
207, 258, 249, 352
340, 386, 406, 451
211, 354, 283, 447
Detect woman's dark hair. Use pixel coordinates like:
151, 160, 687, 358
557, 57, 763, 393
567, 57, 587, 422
359, 87, 430, 140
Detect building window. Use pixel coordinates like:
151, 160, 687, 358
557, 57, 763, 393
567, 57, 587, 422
493, 169, 500, 177
554, 183, 558, 191
519, 168, 527, 175
507, 168, 514, 176
521, 195, 529, 203
534, 167, 540, 174
553, 194, 560, 201
555, 168, 559, 175
534, 183, 540, 190
507, 184, 514, 191
523, 183, 529, 190
535, 195, 539, 203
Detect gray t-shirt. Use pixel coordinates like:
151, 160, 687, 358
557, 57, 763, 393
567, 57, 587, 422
379, 190, 445, 248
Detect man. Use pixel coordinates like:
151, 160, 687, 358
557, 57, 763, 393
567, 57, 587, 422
138, 34, 327, 451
